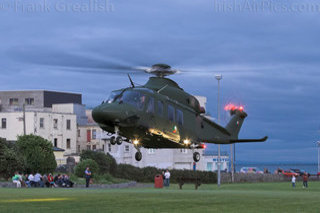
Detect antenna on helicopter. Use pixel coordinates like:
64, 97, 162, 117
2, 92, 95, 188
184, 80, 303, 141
127, 74, 135, 88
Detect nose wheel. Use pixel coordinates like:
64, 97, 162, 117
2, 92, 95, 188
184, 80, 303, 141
135, 152, 142, 161
193, 152, 200, 162
110, 136, 116, 145
116, 136, 123, 145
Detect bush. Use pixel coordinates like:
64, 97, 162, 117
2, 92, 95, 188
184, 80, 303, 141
16, 135, 57, 174
74, 159, 99, 178
80, 150, 117, 175
0, 138, 25, 179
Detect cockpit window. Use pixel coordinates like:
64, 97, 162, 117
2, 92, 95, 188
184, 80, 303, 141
121, 90, 145, 110
106, 91, 122, 103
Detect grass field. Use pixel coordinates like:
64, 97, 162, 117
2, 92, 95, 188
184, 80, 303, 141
0, 182, 319, 213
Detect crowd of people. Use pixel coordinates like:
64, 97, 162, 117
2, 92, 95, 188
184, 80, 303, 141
11, 172, 74, 188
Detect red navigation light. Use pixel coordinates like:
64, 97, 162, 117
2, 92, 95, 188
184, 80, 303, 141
224, 103, 245, 112
224, 104, 236, 111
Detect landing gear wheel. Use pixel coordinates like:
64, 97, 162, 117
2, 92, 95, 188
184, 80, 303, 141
135, 152, 142, 161
193, 152, 200, 162
116, 136, 123, 145
110, 136, 116, 145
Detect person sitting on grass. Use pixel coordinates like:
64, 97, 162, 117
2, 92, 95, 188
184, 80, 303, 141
34, 172, 44, 187
54, 174, 64, 187
24, 174, 31, 187
28, 173, 36, 187
48, 173, 55, 188
12, 172, 22, 188
61, 174, 74, 188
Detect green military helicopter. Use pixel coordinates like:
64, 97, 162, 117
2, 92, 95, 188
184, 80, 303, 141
92, 63, 268, 162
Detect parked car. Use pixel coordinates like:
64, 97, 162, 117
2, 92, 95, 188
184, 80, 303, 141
281, 170, 298, 177
290, 168, 306, 176
240, 167, 263, 174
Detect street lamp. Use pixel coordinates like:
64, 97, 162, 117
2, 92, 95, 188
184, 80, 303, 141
317, 141, 320, 173
215, 74, 222, 187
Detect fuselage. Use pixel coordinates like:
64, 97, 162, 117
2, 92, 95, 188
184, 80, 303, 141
92, 77, 231, 149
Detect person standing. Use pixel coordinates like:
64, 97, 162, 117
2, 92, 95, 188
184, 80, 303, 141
85, 167, 92, 188
164, 169, 170, 187
291, 175, 296, 188
303, 172, 308, 188
12, 172, 22, 188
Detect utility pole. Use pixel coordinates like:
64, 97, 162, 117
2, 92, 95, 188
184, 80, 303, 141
215, 74, 222, 187
317, 141, 320, 173
231, 143, 234, 182
23, 104, 26, 135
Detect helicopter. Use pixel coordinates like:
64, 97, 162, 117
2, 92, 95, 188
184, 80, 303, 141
92, 63, 268, 162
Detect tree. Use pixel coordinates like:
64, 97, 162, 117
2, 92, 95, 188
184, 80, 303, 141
16, 135, 57, 174
0, 138, 24, 179
80, 150, 117, 175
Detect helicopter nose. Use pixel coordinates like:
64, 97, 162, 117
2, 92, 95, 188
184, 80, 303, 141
92, 106, 104, 124
92, 104, 127, 124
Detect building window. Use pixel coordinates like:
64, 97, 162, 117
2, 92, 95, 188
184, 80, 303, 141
66, 139, 71, 149
39, 118, 44, 129
77, 129, 80, 137
168, 104, 175, 122
9, 98, 18, 106
108, 143, 112, 152
87, 130, 91, 142
207, 162, 213, 171
125, 145, 129, 152
54, 138, 58, 147
157, 100, 164, 116
53, 119, 58, 129
87, 145, 91, 150
92, 145, 96, 150
66, 119, 71, 130
1, 118, 6, 129
146, 97, 154, 113
92, 129, 97, 139
102, 145, 105, 151
176, 109, 183, 125
77, 145, 80, 153
25, 98, 34, 105
148, 149, 155, 154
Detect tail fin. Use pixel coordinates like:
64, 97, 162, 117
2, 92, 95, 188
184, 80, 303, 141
225, 109, 247, 140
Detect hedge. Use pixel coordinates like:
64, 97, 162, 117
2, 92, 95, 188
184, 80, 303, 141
114, 164, 217, 183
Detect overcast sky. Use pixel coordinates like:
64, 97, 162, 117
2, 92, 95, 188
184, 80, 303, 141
1, 0, 320, 163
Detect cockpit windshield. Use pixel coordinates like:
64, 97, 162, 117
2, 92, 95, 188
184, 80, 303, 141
106, 90, 122, 103
121, 90, 145, 110
106, 90, 146, 110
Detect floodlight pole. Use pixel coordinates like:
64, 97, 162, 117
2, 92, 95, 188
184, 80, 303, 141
215, 74, 222, 187
318, 141, 320, 173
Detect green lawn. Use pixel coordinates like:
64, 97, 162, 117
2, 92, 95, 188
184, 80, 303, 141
0, 182, 319, 213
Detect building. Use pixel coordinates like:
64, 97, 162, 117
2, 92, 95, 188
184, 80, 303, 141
0, 90, 87, 164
